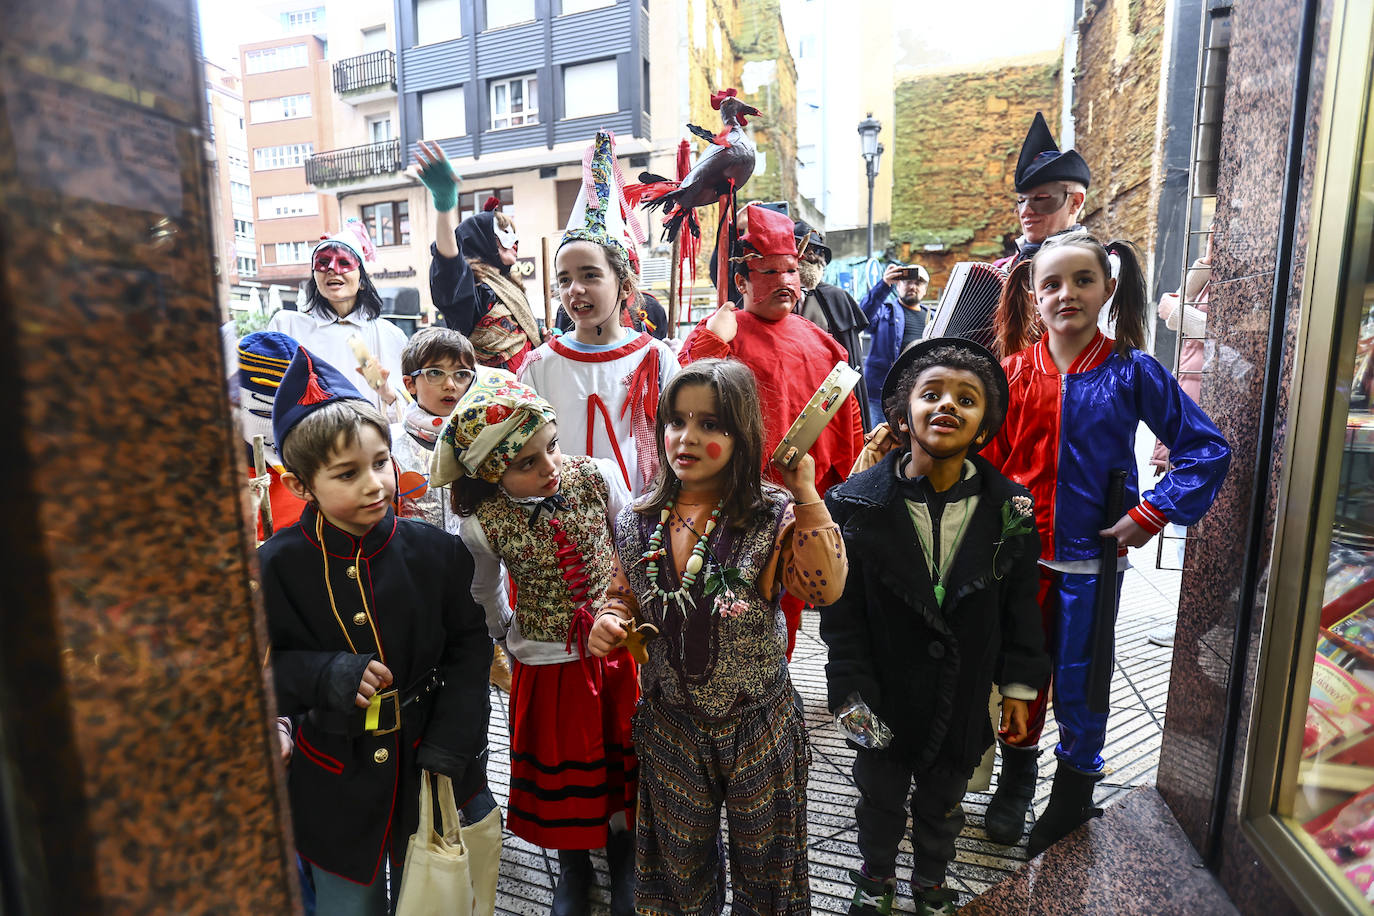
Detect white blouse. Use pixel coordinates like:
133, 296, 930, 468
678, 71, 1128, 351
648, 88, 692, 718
267, 307, 408, 413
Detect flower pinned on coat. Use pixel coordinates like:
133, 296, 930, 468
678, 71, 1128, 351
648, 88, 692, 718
994, 494, 1036, 576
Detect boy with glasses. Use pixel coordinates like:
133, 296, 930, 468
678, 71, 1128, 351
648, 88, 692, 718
995, 112, 1091, 270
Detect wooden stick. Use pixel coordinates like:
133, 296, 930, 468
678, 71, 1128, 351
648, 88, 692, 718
667, 235, 681, 337
252, 434, 274, 540
542, 236, 555, 329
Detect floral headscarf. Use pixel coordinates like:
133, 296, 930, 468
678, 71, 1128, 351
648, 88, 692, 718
430, 369, 557, 486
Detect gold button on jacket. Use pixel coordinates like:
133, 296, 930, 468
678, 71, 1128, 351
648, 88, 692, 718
373, 748, 389, 764
353, 612, 368, 626
346, 565, 359, 579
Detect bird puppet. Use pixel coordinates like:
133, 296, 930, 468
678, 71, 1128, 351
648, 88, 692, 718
626, 88, 761, 306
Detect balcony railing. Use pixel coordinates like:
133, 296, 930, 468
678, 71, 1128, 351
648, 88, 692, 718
305, 139, 402, 186
333, 49, 396, 95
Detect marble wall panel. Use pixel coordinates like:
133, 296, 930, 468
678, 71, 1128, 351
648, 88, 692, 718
0, 0, 299, 911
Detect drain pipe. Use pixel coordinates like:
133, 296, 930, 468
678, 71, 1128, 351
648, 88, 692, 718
1203, 0, 1321, 870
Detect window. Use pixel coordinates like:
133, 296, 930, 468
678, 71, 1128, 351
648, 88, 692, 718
561, 0, 614, 12
490, 75, 537, 130
233, 219, 254, 239
227, 148, 250, 170
562, 60, 618, 119
253, 143, 314, 170
485, 0, 534, 30
257, 193, 319, 219
415, 0, 462, 44
367, 115, 393, 143
361, 25, 388, 52
249, 94, 312, 123
361, 200, 410, 247
244, 44, 307, 74
230, 181, 251, 204
237, 256, 258, 277
420, 86, 466, 140
458, 187, 514, 222
555, 178, 580, 227
271, 241, 313, 264
283, 7, 324, 30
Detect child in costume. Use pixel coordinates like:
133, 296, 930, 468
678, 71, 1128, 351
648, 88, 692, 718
416, 141, 542, 374
589, 358, 848, 914
268, 220, 408, 413
432, 372, 638, 916
519, 131, 677, 496
259, 348, 493, 914
390, 326, 515, 694
391, 326, 478, 532
819, 338, 1050, 916
981, 231, 1231, 853
237, 331, 306, 540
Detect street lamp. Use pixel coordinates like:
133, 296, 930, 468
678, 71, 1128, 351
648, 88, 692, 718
858, 113, 883, 263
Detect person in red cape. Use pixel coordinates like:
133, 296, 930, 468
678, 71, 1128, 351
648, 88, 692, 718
678, 203, 864, 657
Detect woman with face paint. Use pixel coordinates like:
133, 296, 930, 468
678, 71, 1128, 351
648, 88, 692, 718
519, 132, 678, 497
267, 220, 408, 415
418, 141, 542, 374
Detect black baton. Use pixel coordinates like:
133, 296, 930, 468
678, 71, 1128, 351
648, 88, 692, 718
1087, 469, 1128, 714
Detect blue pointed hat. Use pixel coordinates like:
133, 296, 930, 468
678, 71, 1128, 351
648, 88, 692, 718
1014, 112, 1091, 192
271, 346, 368, 452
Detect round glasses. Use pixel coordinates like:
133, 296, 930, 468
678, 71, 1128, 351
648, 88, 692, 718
1014, 188, 1070, 215
408, 367, 476, 386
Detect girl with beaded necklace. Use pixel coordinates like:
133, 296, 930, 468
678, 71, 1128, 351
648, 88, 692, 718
430, 369, 639, 916
588, 358, 848, 913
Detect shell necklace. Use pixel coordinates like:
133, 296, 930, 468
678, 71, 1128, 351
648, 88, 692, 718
640, 496, 723, 613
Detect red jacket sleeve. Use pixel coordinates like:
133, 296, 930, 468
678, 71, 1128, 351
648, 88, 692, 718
679, 319, 732, 365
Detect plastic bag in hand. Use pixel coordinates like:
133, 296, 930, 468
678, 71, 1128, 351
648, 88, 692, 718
835, 693, 893, 750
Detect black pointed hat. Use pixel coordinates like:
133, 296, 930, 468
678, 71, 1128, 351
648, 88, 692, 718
1014, 112, 1091, 192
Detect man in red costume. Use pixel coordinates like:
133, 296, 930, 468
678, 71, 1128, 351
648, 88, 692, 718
679, 203, 864, 656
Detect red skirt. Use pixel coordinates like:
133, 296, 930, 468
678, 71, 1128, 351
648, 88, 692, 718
506, 652, 639, 849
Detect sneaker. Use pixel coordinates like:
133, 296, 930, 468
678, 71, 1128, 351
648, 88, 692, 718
1147, 624, 1175, 648
847, 868, 895, 915
914, 885, 959, 916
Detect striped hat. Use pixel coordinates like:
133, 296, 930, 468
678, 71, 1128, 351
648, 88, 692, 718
237, 331, 300, 465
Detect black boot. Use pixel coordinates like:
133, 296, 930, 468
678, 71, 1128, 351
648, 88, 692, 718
551, 849, 593, 916
605, 830, 636, 916
1025, 761, 1103, 857
984, 742, 1039, 845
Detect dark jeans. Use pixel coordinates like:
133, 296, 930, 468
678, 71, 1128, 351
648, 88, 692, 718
853, 750, 969, 887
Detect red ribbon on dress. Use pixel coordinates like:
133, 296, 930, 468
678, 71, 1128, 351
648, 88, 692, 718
549, 518, 602, 694
620, 347, 662, 492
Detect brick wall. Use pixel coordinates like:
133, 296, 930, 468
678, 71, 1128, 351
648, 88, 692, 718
1072, 0, 1167, 262
890, 53, 1061, 292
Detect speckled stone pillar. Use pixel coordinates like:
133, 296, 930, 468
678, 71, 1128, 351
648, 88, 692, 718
0, 1, 299, 912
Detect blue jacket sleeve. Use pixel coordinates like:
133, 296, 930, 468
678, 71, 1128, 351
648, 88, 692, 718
859, 280, 893, 322
1134, 353, 1231, 526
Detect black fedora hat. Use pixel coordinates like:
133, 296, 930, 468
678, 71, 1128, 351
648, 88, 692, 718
881, 336, 1010, 449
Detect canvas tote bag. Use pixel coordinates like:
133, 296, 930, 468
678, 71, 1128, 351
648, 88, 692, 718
395, 772, 474, 916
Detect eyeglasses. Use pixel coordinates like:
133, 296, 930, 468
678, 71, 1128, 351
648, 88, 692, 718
1014, 188, 1070, 215
408, 367, 476, 386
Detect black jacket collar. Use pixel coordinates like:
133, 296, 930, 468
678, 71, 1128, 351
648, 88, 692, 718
299, 503, 398, 560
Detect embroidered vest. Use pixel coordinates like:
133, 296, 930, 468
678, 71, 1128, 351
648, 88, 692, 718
476, 455, 614, 643
615, 493, 789, 719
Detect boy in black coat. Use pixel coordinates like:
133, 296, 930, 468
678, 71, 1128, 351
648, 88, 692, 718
819, 338, 1049, 916
261, 347, 493, 914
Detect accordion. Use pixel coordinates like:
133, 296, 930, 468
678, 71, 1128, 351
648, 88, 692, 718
923, 262, 1009, 351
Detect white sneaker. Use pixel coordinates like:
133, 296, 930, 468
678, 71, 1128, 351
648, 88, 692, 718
1147, 624, 1175, 648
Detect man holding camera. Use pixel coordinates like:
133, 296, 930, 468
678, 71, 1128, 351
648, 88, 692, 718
995, 111, 1091, 268
857, 262, 930, 428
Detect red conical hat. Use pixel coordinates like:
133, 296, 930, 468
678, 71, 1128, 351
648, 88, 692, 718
739, 204, 800, 259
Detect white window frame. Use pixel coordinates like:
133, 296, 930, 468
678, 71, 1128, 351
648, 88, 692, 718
485, 0, 534, 30
272, 241, 313, 264
562, 59, 619, 120
367, 115, 393, 143
253, 143, 314, 171
285, 7, 324, 29
415, 0, 462, 44
257, 194, 319, 220
244, 44, 307, 74
249, 94, 312, 123
230, 181, 251, 204
420, 86, 466, 140
489, 74, 538, 130
237, 256, 258, 277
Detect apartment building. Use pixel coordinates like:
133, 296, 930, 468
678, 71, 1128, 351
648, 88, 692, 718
241, 26, 339, 288
203, 60, 257, 309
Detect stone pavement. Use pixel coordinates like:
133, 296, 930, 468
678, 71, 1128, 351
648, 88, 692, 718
482, 548, 1180, 914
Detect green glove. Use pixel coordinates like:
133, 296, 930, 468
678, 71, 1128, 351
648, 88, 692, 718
418, 155, 459, 213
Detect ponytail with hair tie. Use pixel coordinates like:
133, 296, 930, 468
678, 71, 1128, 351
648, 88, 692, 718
1103, 239, 1148, 356
994, 258, 1041, 358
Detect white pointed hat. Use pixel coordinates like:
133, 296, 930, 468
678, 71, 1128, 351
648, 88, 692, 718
560, 131, 647, 263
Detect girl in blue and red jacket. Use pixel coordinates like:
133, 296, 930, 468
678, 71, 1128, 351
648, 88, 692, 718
980, 231, 1230, 855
